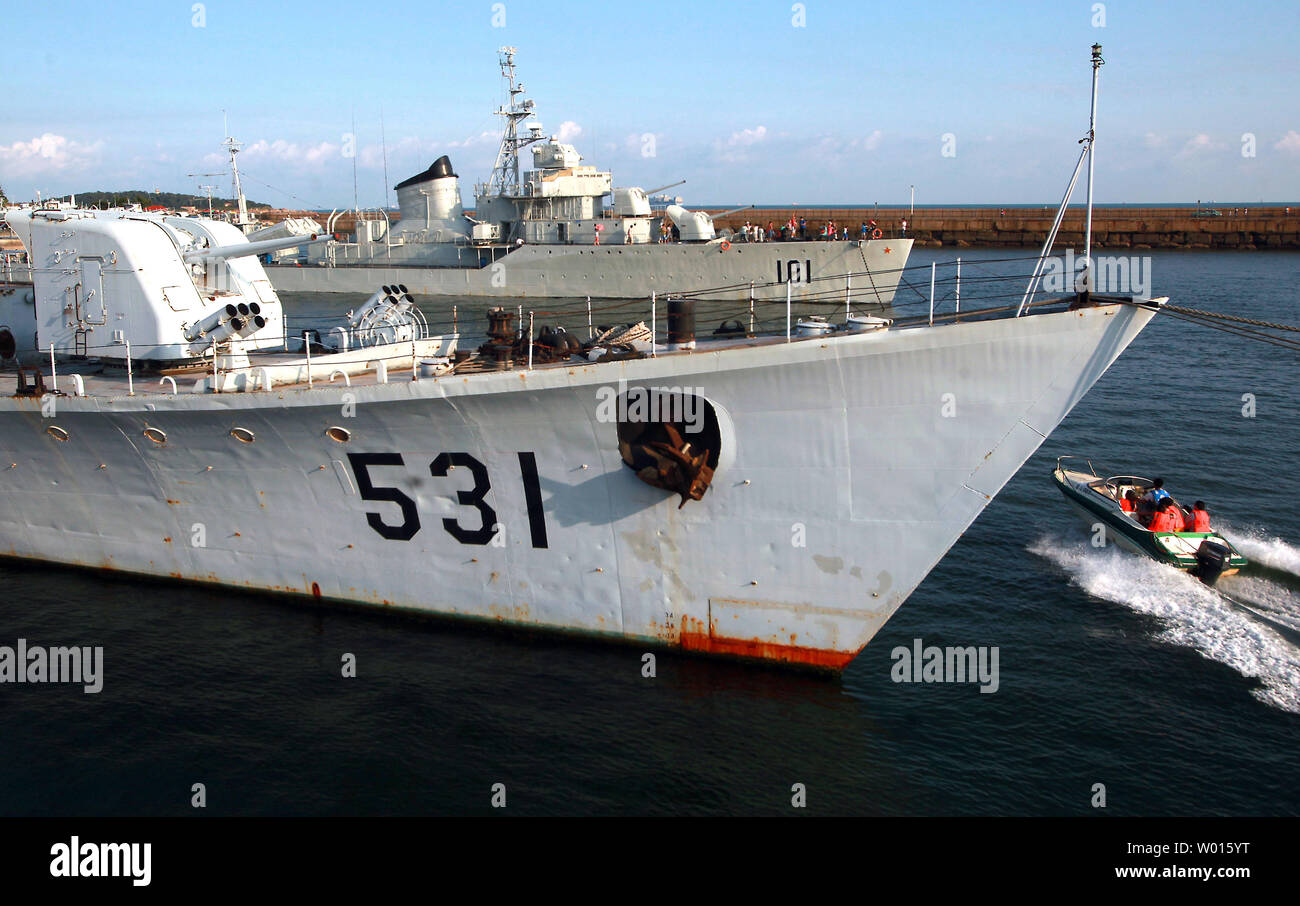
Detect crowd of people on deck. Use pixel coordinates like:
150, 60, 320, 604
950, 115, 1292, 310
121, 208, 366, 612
657, 215, 907, 243
1118, 477, 1212, 532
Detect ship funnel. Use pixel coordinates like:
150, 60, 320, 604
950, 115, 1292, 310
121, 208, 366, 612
393, 157, 467, 238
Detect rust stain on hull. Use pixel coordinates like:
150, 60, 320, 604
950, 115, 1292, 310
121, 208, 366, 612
677, 614, 853, 671
678, 628, 854, 670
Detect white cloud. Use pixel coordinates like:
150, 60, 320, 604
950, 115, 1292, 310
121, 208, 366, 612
1275, 130, 1300, 154
728, 126, 767, 147
446, 130, 500, 149
806, 130, 883, 163
556, 120, 582, 142
242, 139, 340, 165
1143, 131, 1167, 149
712, 125, 768, 163
358, 136, 427, 169
0, 133, 104, 176
1176, 133, 1218, 158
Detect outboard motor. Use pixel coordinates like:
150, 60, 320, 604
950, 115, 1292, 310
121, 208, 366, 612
1191, 538, 1232, 586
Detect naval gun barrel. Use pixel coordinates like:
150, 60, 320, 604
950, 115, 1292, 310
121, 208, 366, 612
183, 232, 321, 264
710, 204, 756, 219
644, 179, 686, 196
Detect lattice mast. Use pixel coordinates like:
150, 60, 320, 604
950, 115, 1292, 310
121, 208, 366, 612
484, 47, 543, 198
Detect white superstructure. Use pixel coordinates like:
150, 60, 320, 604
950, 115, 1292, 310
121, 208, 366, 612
267, 48, 912, 301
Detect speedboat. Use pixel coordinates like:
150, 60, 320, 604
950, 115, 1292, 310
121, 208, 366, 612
1051, 456, 1247, 585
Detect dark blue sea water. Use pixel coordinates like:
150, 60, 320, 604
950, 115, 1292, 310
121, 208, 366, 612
1, 249, 1297, 816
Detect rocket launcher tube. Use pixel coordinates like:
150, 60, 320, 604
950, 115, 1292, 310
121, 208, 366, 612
185, 303, 240, 341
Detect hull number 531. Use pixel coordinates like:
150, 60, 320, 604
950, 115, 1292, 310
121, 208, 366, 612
346, 452, 548, 548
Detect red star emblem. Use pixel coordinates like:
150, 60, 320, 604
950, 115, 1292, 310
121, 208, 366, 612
883, 247, 891, 254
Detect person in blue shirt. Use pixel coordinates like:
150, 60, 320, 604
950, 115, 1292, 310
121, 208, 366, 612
1143, 477, 1171, 508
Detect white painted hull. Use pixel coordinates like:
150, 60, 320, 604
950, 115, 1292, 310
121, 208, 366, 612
0, 301, 1153, 668
265, 238, 913, 302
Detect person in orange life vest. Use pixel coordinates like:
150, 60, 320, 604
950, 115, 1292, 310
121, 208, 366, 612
1119, 488, 1138, 513
1187, 500, 1211, 532
1147, 499, 1171, 532
1150, 499, 1182, 532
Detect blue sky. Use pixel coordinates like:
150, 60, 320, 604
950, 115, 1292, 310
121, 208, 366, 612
1, 0, 1297, 207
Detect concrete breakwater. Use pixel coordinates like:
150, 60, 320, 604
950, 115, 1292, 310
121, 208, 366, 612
708, 206, 1300, 250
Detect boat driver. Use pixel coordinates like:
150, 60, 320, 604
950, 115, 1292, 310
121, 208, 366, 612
1143, 477, 1171, 508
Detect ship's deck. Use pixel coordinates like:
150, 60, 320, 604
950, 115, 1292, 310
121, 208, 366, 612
4, 294, 1121, 402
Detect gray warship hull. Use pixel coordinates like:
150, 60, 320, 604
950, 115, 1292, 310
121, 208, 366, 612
0, 299, 1153, 669
265, 238, 913, 301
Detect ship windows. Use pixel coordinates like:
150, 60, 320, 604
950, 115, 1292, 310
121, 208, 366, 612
142, 426, 167, 445
325, 426, 352, 443
46, 425, 69, 442
229, 426, 256, 444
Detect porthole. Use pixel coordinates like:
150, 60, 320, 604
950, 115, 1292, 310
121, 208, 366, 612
46, 425, 69, 442
143, 426, 167, 445
325, 426, 351, 443
230, 426, 256, 444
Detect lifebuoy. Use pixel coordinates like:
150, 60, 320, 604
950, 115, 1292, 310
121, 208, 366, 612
871, 228, 883, 240
720, 240, 731, 251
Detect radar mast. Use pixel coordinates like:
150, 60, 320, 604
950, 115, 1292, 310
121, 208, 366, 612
223, 128, 251, 231
483, 47, 544, 199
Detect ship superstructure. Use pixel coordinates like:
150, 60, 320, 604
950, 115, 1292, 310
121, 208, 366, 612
266, 48, 912, 301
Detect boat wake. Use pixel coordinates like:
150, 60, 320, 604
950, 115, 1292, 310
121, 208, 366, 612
1029, 535, 1300, 714
1218, 522, 1300, 580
